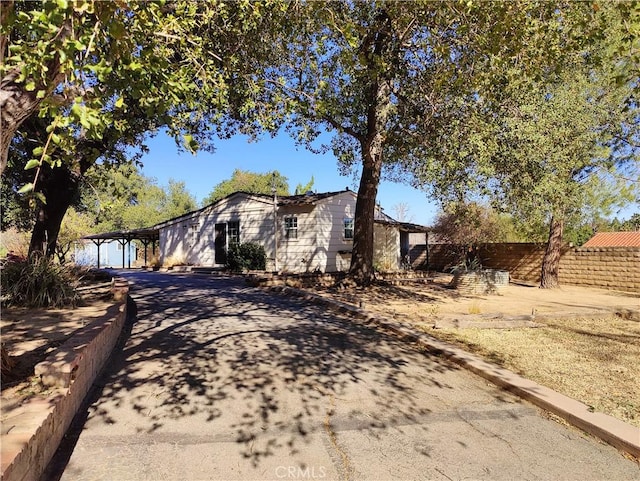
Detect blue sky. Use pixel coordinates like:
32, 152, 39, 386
137, 131, 441, 226
137, 131, 639, 226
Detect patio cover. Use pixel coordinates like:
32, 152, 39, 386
82, 227, 159, 268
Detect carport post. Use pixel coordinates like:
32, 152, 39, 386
91, 239, 104, 269
141, 239, 149, 266
116, 239, 127, 268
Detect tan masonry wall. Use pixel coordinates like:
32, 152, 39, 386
419, 243, 639, 293
1, 279, 130, 481
557, 247, 640, 292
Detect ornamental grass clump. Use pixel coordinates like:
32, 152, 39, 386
1, 256, 78, 308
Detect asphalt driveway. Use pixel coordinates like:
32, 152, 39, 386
47, 271, 639, 481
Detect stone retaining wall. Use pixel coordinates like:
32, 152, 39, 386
1, 278, 129, 481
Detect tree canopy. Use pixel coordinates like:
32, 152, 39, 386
237, 0, 620, 283
1, 0, 285, 174
202, 169, 290, 205
1, 0, 285, 257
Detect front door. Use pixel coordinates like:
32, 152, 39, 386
214, 223, 226, 265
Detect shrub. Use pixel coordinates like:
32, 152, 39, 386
163, 254, 187, 268
0, 256, 78, 308
226, 242, 266, 272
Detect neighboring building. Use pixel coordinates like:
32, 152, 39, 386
73, 239, 136, 267
582, 231, 640, 248
154, 189, 428, 273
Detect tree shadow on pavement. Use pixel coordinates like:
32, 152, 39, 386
45, 272, 515, 479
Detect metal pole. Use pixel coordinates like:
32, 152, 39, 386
273, 189, 278, 272
92, 240, 101, 269
272, 173, 278, 272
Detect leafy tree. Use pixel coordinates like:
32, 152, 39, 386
55, 207, 94, 264
432, 202, 523, 264
1, 0, 283, 174
1, 1, 288, 259
2, 161, 197, 260
85, 164, 197, 232
399, 3, 638, 288
294, 176, 315, 195
243, 1, 605, 284
489, 65, 638, 287
621, 213, 640, 231
203, 169, 289, 205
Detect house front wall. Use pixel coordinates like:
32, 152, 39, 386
159, 195, 274, 266
158, 191, 403, 273
274, 191, 359, 273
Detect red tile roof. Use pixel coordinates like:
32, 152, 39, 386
582, 232, 640, 247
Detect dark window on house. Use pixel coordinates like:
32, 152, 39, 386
228, 221, 240, 245
344, 218, 354, 239
285, 216, 298, 239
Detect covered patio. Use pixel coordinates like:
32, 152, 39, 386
82, 227, 159, 269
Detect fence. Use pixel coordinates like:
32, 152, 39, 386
411, 243, 639, 293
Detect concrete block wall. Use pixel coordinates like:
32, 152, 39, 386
423, 243, 639, 293
558, 247, 640, 293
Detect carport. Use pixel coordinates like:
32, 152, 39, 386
82, 227, 159, 269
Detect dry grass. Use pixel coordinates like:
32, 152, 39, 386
423, 316, 640, 428
310, 281, 640, 428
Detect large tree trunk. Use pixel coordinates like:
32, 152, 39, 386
350, 142, 384, 284
348, 8, 393, 285
28, 164, 81, 258
540, 215, 564, 289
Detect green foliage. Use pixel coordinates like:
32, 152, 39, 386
226, 242, 267, 272
55, 207, 94, 263
203, 169, 289, 206
86, 164, 197, 232
294, 176, 315, 195
432, 202, 524, 264
2, 0, 286, 186
0, 256, 78, 308
432, 202, 519, 246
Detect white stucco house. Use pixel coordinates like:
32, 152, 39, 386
153, 189, 428, 273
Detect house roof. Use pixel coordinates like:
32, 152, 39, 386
582, 231, 640, 247
153, 189, 357, 229
92, 188, 430, 234
374, 219, 430, 233
248, 189, 356, 206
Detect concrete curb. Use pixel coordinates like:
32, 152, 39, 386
1, 279, 130, 481
269, 285, 640, 460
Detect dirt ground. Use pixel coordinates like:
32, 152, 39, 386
311, 273, 639, 320
1, 301, 114, 393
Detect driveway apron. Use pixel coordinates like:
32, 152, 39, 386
50, 271, 639, 481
